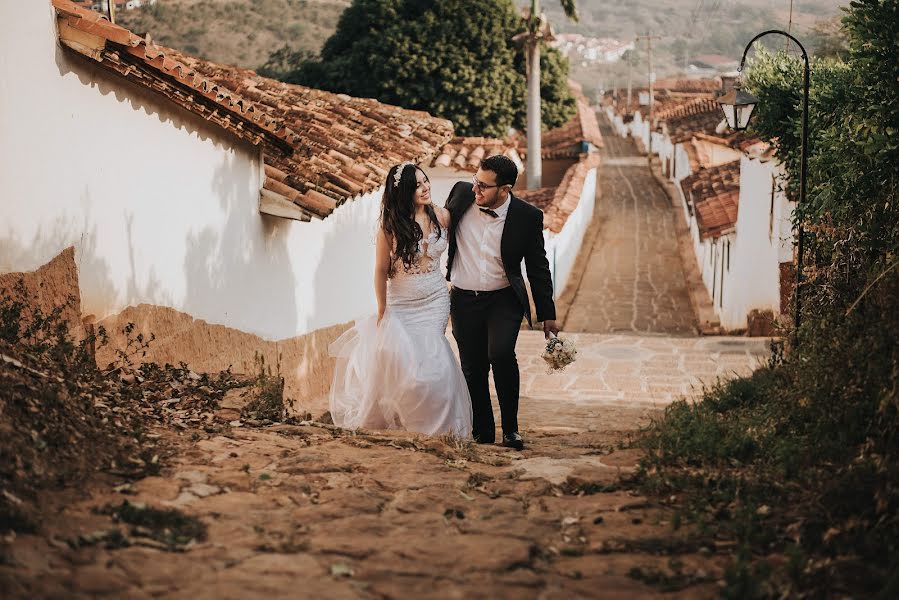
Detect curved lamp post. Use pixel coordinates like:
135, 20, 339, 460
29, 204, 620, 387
718, 30, 809, 340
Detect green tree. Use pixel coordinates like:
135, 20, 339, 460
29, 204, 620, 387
514, 44, 577, 133
276, 0, 575, 137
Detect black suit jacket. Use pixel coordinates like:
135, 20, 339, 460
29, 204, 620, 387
445, 181, 556, 327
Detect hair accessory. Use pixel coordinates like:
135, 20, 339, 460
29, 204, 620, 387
393, 162, 415, 188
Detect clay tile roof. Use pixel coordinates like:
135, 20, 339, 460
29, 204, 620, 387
602, 83, 718, 119
657, 97, 725, 142
679, 160, 740, 239
51, 0, 453, 219
518, 153, 600, 233
431, 137, 523, 173
653, 78, 723, 93
522, 81, 603, 159
693, 131, 767, 153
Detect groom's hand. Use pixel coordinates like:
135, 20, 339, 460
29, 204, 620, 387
543, 319, 560, 338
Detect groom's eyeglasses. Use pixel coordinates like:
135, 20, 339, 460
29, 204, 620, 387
472, 176, 502, 192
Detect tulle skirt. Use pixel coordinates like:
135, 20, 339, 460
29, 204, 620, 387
328, 269, 472, 437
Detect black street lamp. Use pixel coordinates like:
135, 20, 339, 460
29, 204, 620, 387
718, 29, 810, 341
717, 84, 759, 131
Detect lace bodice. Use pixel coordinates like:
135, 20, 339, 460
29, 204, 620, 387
394, 226, 448, 276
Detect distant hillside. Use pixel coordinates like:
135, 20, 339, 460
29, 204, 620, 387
117, 0, 349, 69
119, 0, 845, 87
528, 0, 846, 91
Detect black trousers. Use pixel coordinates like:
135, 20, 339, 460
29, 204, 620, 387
450, 286, 525, 442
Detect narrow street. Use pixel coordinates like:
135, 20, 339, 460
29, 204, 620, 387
564, 115, 697, 335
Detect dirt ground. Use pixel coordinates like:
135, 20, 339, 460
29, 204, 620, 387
2, 401, 734, 599
2, 323, 772, 600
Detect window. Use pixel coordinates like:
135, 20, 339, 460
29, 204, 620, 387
720, 242, 726, 308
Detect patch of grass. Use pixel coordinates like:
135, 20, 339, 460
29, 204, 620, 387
632, 346, 899, 596
241, 352, 287, 422
627, 565, 713, 593
559, 476, 620, 495
466, 472, 492, 488
97, 500, 207, 551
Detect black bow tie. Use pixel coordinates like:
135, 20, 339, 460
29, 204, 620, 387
479, 208, 499, 218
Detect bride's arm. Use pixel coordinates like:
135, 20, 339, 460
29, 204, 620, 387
374, 227, 391, 324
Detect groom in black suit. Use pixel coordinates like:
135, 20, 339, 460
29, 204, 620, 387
445, 154, 559, 450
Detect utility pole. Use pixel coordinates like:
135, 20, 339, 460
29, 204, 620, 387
526, 0, 542, 190
515, 1, 578, 190
636, 31, 660, 166
626, 49, 632, 114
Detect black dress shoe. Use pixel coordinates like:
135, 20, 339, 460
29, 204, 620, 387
501, 432, 524, 450
473, 433, 495, 445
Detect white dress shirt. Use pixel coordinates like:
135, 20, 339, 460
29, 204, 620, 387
450, 196, 511, 291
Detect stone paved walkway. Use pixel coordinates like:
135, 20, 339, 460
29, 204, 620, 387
563, 115, 698, 335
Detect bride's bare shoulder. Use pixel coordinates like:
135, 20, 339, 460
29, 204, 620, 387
435, 205, 451, 228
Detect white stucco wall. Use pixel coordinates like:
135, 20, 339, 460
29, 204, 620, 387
545, 167, 598, 299
685, 156, 795, 330
630, 112, 646, 146
604, 106, 630, 138
718, 155, 794, 329
693, 139, 743, 168
0, 1, 382, 340
658, 136, 675, 177
672, 142, 692, 188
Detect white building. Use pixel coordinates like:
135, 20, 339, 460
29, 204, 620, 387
552, 34, 634, 64
0, 0, 458, 405
676, 154, 794, 331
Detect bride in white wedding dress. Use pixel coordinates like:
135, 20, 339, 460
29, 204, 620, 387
329, 162, 473, 437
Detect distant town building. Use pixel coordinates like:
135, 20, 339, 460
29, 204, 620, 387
79, 0, 156, 13
551, 34, 635, 65
687, 54, 741, 76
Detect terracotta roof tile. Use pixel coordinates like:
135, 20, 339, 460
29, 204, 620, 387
694, 188, 739, 239
657, 97, 726, 142
692, 131, 766, 153
653, 78, 723, 93
518, 153, 600, 233
602, 79, 721, 117
679, 160, 740, 239
431, 137, 523, 173
51, 0, 453, 219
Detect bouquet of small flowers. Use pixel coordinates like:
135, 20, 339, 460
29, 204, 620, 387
542, 333, 577, 373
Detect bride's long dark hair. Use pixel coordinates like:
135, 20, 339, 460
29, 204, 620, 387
381, 163, 442, 278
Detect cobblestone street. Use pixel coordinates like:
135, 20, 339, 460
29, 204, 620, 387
563, 115, 698, 335
515, 330, 768, 435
